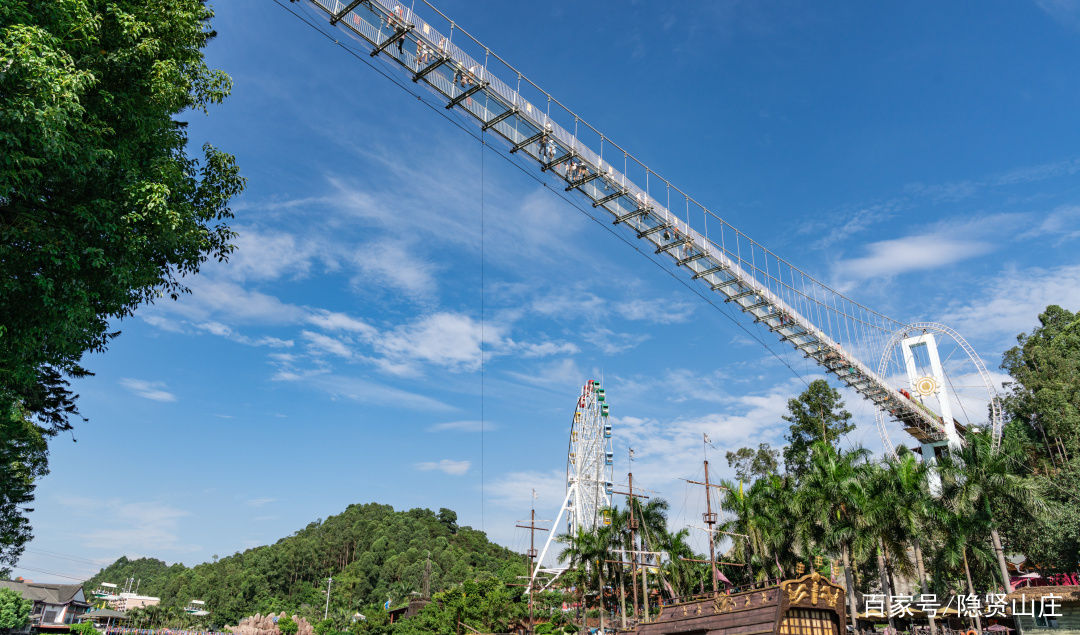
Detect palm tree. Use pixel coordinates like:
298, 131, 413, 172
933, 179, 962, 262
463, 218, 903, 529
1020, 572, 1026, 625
792, 441, 869, 635
557, 525, 613, 634
606, 504, 632, 628
864, 460, 924, 633
718, 479, 766, 585
555, 532, 585, 634
929, 499, 995, 634
388, 580, 414, 607
634, 497, 671, 618
657, 526, 699, 598
939, 430, 1043, 594
744, 474, 799, 581
883, 449, 940, 635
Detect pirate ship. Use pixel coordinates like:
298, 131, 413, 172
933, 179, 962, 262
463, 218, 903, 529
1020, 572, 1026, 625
634, 570, 847, 635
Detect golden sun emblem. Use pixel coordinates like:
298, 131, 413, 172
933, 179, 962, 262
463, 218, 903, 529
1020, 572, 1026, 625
915, 376, 938, 396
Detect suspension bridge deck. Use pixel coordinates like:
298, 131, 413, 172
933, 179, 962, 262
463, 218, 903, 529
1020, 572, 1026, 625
300, 0, 947, 444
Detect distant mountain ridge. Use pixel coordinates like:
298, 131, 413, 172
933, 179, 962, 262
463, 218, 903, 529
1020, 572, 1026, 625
84, 503, 522, 625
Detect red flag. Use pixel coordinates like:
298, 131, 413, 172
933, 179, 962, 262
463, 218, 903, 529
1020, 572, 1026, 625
714, 565, 732, 586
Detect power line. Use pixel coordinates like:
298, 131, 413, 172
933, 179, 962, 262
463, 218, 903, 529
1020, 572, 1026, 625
480, 123, 486, 532
14, 566, 88, 582
24, 549, 103, 567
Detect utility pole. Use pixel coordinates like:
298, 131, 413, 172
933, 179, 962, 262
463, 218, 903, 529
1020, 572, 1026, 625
515, 490, 549, 635
324, 577, 332, 620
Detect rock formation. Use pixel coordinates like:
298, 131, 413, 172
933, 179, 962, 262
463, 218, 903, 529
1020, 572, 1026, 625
227, 612, 314, 635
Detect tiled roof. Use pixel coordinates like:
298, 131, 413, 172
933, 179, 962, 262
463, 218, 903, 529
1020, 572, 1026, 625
1005, 585, 1080, 605
0, 580, 85, 605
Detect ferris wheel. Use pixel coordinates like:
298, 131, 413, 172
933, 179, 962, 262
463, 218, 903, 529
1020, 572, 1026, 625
529, 379, 614, 592
874, 322, 1003, 457
566, 379, 614, 535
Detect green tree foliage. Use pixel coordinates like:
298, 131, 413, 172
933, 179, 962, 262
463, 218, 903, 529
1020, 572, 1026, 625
791, 442, 870, 631
85, 504, 522, 628
436, 509, 457, 535
998, 305, 1080, 572
85, 556, 186, 596
781, 380, 854, 478
277, 616, 298, 635
1001, 305, 1080, 459
940, 429, 1043, 592
1006, 452, 1080, 572
0, 0, 243, 570
544, 306, 1079, 625
725, 443, 780, 482
0, 411, 47, 576
69, 623, 101, 635
389, 575, 524, 635
0, 587, 32, 632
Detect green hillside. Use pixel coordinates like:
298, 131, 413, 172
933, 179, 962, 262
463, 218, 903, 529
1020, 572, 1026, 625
84, 503, 525, 626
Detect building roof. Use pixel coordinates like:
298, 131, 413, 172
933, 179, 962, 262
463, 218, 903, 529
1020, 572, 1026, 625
1005, 585, 1080, 606
83, 609, 130, 620
0, 580, 86, 605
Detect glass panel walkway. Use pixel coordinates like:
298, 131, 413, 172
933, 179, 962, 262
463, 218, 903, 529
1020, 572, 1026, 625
302, 0, 944, 444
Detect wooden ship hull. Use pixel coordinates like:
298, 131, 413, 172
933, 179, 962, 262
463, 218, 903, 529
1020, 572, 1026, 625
634, 571, 846, 635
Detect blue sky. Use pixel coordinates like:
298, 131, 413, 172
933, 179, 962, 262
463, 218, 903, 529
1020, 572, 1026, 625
14, 0, 1080, 582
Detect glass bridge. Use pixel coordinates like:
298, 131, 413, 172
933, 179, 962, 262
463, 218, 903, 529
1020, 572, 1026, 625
301, 0, 946, 444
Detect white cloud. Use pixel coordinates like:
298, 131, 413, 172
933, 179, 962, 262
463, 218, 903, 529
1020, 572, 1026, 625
514, 340, 580, 358
505, 358, 584, 391
940, 263, 1080, 348
903, 180, 980, 203
428, 420, 495, 432
375, 312, 495, 373
832, 234, 993, 284
808, 156, 1080, 251
486, 469, 566, 511
302, 330, 354, 359
228, 227, 328, 282
813, 203, 899, 249
197, 321, 232, 337
195, 321, 294, 348
349, 240, 439, 299
1026, 204, 1080, 243
58, 497, 194, 554
531, 287, 695, 327
170, 279, 309, 325
246, 497, 276, 507
618, 368, 733, 404
993, 155, 1080, 183
141, 314, 186, 333
322, 167, 582, 268
287, 372, 456, 412
584, 328, 643, 354
614, 298, 694, 324
120, 378, 177, 403
305, 309, 378, 337
415, 459, 471, 475
275, 306, 576, 377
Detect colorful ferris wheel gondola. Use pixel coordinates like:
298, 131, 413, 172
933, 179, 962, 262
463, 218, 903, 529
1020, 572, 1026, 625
566, 379, 615, 535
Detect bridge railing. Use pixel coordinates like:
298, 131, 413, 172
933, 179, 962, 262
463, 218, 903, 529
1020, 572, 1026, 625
303, 0, 943, 441
333, 0, 904, 367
